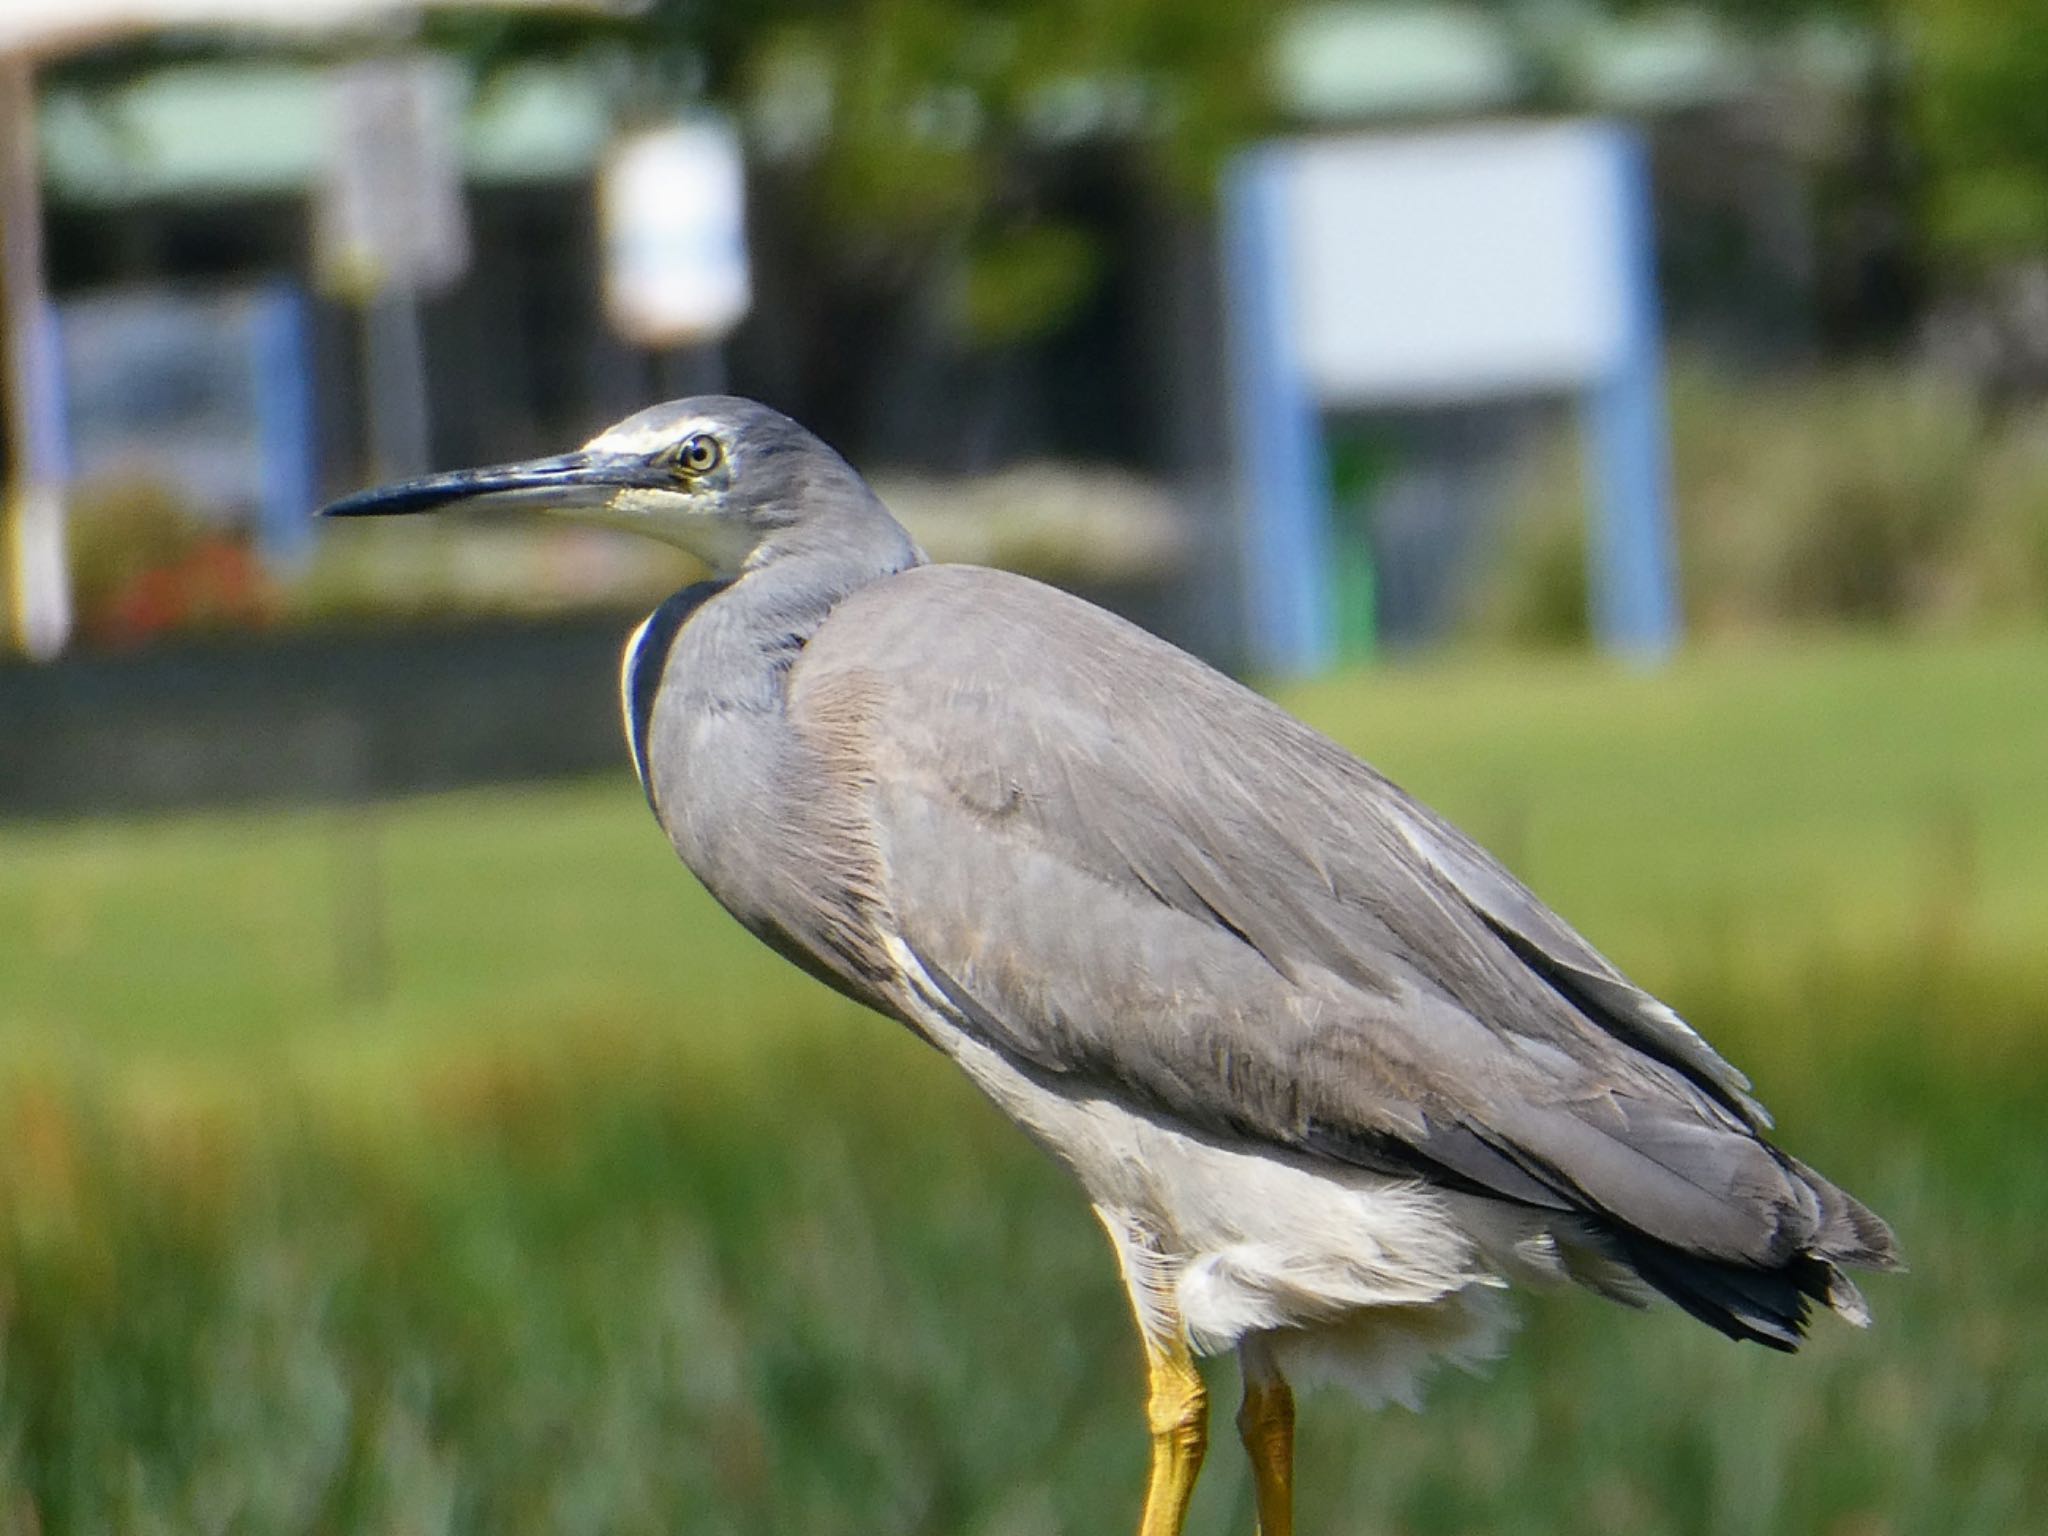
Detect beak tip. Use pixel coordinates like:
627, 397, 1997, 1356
316, 490, 388, 519
315, 483, 460, 519
311, 453, 610, 521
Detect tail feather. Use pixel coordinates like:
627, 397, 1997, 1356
1789, 1155, 1903, 1272
1615, 1235, 1820, 1351
1605, 1159, 1898, 1351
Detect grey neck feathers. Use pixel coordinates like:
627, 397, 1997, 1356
675, 503, 924, 716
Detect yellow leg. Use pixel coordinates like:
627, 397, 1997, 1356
1236, 1340, 1295, 1536
1138, 1336, 1208, 1536
1095, 1209, 1209, 1536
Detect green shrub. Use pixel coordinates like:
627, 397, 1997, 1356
1470, 363, 2048, 644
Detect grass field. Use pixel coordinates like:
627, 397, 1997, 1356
1, 631, 2044, 1534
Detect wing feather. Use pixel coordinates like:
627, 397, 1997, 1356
785, 565, 1893, 1286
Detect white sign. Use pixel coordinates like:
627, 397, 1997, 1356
1280, 123, 1633, 405
314, 56, 471, 300
600, 119, 751, 347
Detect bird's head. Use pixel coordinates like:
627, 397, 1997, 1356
320, 396, 908, 580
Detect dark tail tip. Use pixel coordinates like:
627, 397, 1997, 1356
1616, 1235, 1825, 1351
1613, 1162, 1899, 1349
1793, 1159, 1903, 1274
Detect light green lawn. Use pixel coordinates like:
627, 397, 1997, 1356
2, 630, 2041, 1085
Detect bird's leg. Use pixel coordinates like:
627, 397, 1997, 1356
1138, 1334, 1208, 1536
1235, 1335, 1295, 1536
1096, 1209, 1208, 1536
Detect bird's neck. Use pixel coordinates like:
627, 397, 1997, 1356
670, 517, 924, 717
642, 520, 921, 952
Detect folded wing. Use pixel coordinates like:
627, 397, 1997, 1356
786, 566, 1898, 1345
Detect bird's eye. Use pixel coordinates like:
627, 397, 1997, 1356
673, 434, 724, 476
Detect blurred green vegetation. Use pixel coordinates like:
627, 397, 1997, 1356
0, 633, 2044, 1533
1906, 0, 2048, 264
419, 0, 1279, 363
1473, 365, 2048, 645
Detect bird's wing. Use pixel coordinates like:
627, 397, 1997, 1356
786, 566, 1887, 1288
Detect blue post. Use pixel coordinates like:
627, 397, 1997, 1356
251, 283, 318, 567
1221, 148, 1335, 678
1583, 126, 1680, 662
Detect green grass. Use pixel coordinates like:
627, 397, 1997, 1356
0, 631, 2044, 1534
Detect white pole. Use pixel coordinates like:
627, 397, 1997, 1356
363, 288, 432, 479
0, 52, 70, 660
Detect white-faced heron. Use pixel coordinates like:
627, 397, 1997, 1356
323, 397, 1899, 1536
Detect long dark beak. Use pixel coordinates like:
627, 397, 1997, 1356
318, 451, 651, 519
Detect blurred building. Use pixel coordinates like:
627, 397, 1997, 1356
4, 2, 1922, 812
33, 5, 1893, 566
37, 61, 1209, 495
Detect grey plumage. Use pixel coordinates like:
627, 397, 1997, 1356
324, 395, 1899, 1527
750, 563, 1890, 1346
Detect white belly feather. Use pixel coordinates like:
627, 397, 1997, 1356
882, 935, 1551, 1409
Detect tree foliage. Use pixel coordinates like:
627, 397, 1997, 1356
1655, 0, 2048, 270
1904, 0, 2048, 263
420, 0, 1277, 346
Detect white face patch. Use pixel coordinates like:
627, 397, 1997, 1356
589, 486, 760, 575
552, 410, 763, 575
583, 415, 721, 458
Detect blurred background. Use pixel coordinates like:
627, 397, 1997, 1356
0, 0, 2044, 1531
